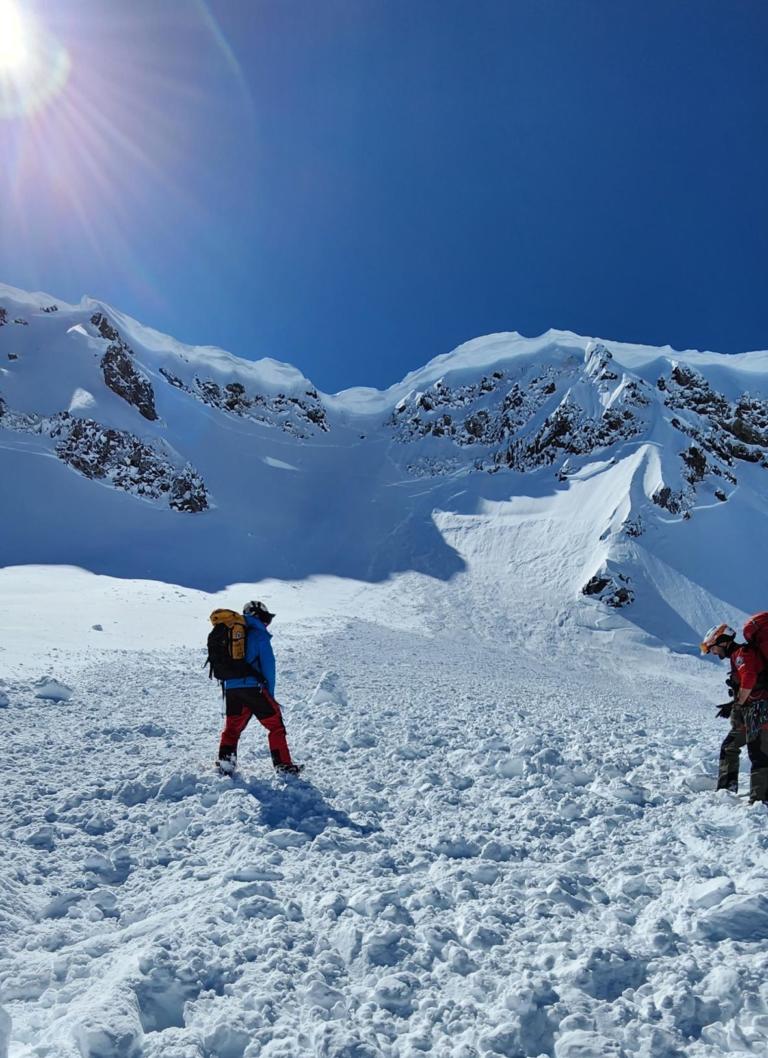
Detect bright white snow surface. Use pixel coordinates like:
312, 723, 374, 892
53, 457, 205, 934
2, 566, 768, 1058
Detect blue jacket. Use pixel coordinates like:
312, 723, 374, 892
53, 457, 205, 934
224, 615, 276, 695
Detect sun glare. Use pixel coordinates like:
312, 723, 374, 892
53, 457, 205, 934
0, 0, 28, 73
0, 0, 70, 117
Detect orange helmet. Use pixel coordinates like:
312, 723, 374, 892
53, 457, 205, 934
700, 622, 736, 654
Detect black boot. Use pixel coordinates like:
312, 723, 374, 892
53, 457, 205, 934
217, 751, 237, 776
275, 762, 304, 776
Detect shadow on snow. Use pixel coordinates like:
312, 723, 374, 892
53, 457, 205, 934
234, 775, 379, 840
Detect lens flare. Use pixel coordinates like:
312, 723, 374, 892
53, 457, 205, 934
0, 0, 70, 118
0, 0, 28, 70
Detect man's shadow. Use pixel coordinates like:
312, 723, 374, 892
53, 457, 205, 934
234, 775, 379, 839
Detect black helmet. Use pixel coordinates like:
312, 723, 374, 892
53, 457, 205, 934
243, 600, 275, 623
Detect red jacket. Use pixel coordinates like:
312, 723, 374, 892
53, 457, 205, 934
730, 644, 768, 703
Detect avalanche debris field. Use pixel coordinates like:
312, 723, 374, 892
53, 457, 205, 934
2, 619, 768, 1058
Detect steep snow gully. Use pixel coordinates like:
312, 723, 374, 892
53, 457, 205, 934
1, 570, 768, 1058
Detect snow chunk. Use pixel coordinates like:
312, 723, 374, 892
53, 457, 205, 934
68, 386, 96, 412
693, 894, 768, 941
688, 877, 735, 910
555, 1030, 626, 1058
495, 756, 525, 778
347, 888, 411, 922
480, 840, 518, 862
434, 836, 481, 858
372, 973, 418, 1017
33, 677, 73, 702
263, 455, 299, 471
601, 778, 648, 805
310, 671, 348, 707
157, 771, 200, 801
0, 1005, 11, 1058
0, 690, 8, 708
25, 826, 55, 850
682, 765, 716, 792
267, 829, 311, 848
302, 977, 347, 1013
72, 992, 143, 1058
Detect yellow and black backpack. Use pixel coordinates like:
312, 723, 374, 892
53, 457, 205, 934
206, 609, 263, 685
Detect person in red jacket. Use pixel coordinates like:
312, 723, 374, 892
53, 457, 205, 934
702, 623, 768, 803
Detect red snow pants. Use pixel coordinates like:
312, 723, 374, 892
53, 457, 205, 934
218, 686, 294, 768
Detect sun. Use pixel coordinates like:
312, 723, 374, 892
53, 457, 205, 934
0, 0, 70, 117
0, 0, 29, 74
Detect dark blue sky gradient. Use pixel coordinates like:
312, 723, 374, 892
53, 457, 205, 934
2, 0, 767, 391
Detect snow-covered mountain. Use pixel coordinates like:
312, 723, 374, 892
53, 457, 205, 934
2, 280, 768, 652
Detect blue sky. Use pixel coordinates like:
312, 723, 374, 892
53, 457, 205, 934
1, 0, 767, 392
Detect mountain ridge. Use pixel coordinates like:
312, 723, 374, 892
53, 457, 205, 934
4, 280, 768, 403
2, 282, 767, 654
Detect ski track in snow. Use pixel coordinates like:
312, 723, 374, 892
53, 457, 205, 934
2, 623, 768, 1058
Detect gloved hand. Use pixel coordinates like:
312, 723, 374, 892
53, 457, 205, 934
716, 702, 733, 719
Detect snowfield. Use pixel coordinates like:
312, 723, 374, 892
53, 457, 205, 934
2, 569, 768, 1058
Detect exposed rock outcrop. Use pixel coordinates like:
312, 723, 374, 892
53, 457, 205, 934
158, 367, 329, 437
0, 304, 30, 326
390, 368, 563, 452
498, 383, 649, 472
582, 572, 634, 608
91, 313, 158, 422
391, 352, 653, 478
0, 399, 207, 512
91, 312, 120, 343
389, 347, 768, 536
661, 366, 768, 471
55, 417, 208, 510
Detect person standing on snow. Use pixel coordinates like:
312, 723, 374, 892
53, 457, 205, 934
701, 622, 768, 803
217, 601, 302, 776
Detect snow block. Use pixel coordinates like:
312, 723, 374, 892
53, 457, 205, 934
434, 836, 481, 858
33, 677, 73, 702
372, 973, 418, 1017
688, 877, 735, 910
0, 1006, 11, 1058
693, 894, 768, 941
555, 1029, 627, 1058
310, 671, 348, 707
72, 992, 143, 1058
302, 977, 347, 1014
